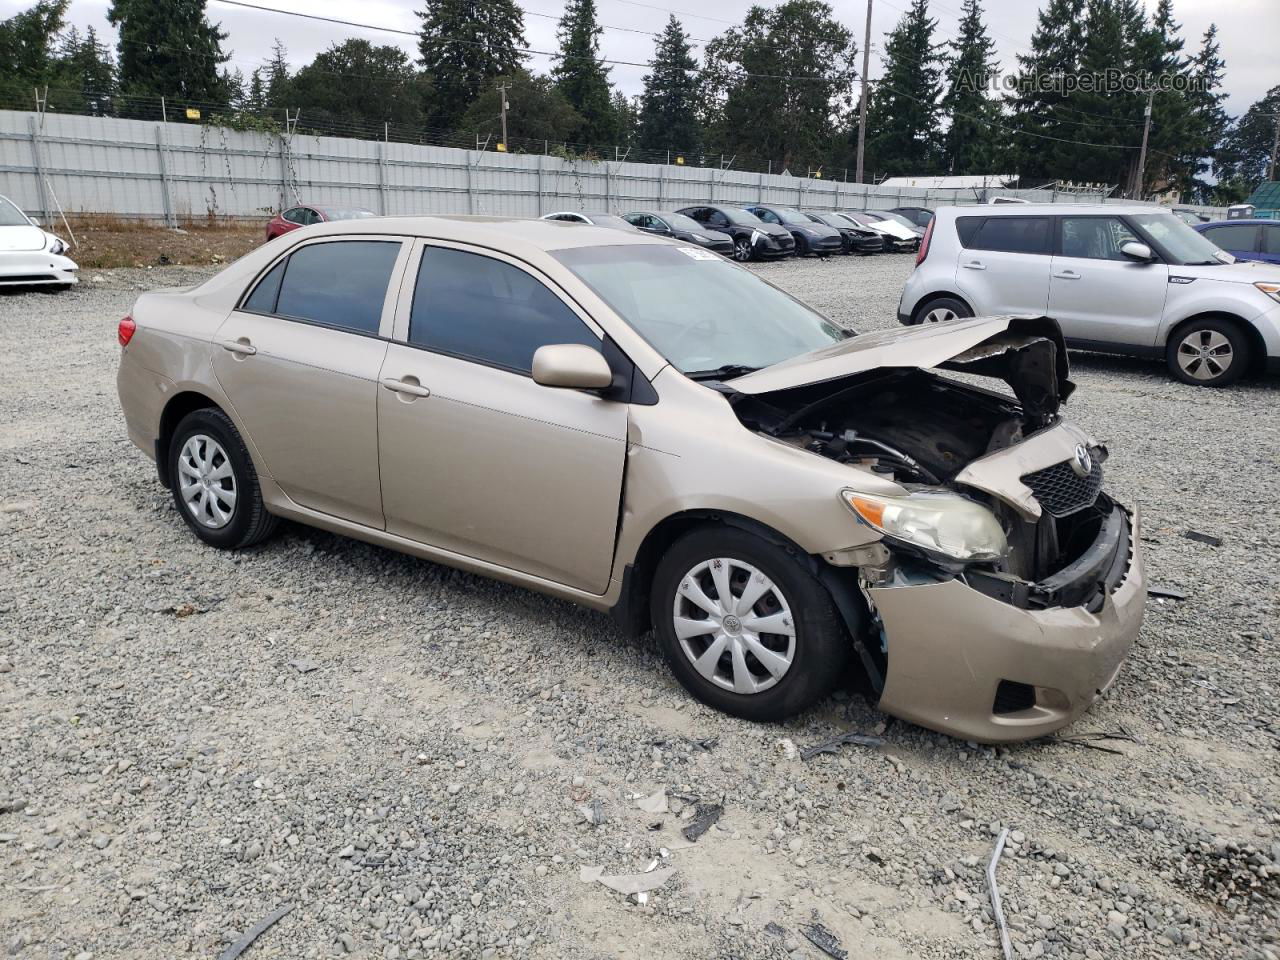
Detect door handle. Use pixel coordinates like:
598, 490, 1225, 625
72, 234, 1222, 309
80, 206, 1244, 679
381, 377, 430, 398
962, 261, 986, 270
219, 338, 257, 356
1053, 270, 1081, 280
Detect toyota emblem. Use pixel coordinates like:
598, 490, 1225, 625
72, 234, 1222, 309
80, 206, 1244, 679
1071, 444, 1092, 477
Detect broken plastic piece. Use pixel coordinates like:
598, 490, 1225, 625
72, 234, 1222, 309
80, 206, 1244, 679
635, 789, 668, 814
1183, 530, 1222, 547
596, 868, 676, 896
987, 829, 1014, 960
799, 731, 886, 760
1148, 585, 1187, 600
799, 920, 848, 959
217, 902, 295, 960
681, 802, 723, 842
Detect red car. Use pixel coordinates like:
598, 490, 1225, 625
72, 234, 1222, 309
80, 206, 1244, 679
264, 205, 378, 241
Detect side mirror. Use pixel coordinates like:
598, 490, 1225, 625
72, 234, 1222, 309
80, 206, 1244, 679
1120, 241, 1154, 262
532, 344, 613, 391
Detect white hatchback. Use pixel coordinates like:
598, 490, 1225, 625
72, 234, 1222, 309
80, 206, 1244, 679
0, 195, 77, 289
898, 203, 1280, 386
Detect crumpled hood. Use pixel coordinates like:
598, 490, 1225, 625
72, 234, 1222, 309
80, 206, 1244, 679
0, 225, 49, 252
867, 219, 917, 240
728, 315, 1075, 423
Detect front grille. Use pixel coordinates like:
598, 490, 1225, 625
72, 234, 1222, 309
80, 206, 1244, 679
0, 274, 58, 283
1022, 458, 1104, 518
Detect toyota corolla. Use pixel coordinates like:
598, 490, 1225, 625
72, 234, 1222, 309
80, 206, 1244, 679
115, 217, 1146, 742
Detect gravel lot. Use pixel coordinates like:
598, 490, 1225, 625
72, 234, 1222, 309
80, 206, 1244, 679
2, 254, 1278, 960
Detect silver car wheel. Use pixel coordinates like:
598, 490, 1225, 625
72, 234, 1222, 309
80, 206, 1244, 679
672, 558, 796, 695
177, 434, 237, 529
923, 306, 958, 323
1176, 329, 1233, 381
732, 238, 753, 262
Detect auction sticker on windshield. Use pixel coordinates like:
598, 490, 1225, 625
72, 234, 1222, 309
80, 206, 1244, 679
676, 246, 721, 261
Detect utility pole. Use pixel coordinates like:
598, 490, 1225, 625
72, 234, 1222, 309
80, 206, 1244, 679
855, 0, 873, 184
498, 82, 509, 152
1131, 89, 1154, 200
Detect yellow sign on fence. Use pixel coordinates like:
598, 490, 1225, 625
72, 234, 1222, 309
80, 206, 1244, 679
185, 108, 201, 120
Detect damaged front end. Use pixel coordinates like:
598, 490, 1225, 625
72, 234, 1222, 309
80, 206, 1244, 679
725, 316, 1146, 742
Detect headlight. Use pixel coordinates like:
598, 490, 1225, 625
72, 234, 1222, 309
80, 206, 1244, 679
1254, 282, 1280, 304
841, 490, 1008, 562
694, 234, 712, 243
48, 237, 66, 255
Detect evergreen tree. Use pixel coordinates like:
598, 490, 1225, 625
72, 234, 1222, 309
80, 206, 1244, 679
291, 40, 425, 134
107, 0, 232, 105
553, 0, 619, 146
458, 68, 582, 147
1184, 25, 1229, 201
940, 0, 1000, 174
262, 39, 291, 110
1007, 0, 1085, 181
0, 0, 69, 105
865, 0, 944, 176
417, 0, 526, 132
55, 25, 117, 113
704, 1, 856, 170
636, 16, 702, 155
1218, 85, 1280, 186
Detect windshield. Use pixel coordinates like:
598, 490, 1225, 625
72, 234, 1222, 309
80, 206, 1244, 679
319, 208, 377, 221
841, 212, 874, 226
1133, 212, 1234, 265
772, 208, 810, 225
0, 197, 31, 227
719, 208, 763, 226
879, 212, 917, 229
590, 215, 637, 230
553, 245, 844, 375
665, 213, 709, 233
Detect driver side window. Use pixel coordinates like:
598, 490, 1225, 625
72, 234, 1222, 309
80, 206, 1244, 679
754, 208, 780, 225
1060, 217, 1141, 261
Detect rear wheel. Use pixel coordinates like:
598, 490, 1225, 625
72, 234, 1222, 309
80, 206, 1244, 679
168, 408, 279, 549
732, 237, 753, 262
1167, 318, 1249, 386
912, 296, 972, 325
651, 526, 850, 722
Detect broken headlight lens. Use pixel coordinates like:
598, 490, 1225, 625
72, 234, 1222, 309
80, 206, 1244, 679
841, 490, 1008, 562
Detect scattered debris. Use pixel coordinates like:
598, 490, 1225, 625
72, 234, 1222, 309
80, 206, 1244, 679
216, 902, 295, 960
1184, 530, 1222, 547
764, 921, 787, 939
287, 658, 320, 674
681, 801, 723, 842
172, 603, 198, 618
1043, 726, 1141, 754
799, 919, 848, 959
581, 865, 677, 898
576, 799, 607, 826
1149, 585, 1188, 600
799, 731, 886, 760
685, 736, 719, 751
778, 738, 799, 761
635, 789, 668, 815
866, 851, 885, 865
987, 829, 1014, 960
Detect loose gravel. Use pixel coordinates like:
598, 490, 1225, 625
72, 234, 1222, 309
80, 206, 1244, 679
1, 256, 1278, 960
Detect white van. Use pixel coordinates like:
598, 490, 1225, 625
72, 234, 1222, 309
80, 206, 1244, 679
898, 204, 1280, 386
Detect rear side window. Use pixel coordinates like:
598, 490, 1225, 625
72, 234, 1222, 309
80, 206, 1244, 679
1204, 224, 1259, 252
1264, 226, 1280, 255
956, 216, 1051, 254
263, 240, 400, 334
408, 246, 598, 374
243, 260, 286, 314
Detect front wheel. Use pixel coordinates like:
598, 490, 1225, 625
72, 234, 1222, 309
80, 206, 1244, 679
1166, 318, 1249, 387
168, 407, 279, 549
732, 237, 753, 262
651, 526, 851, 722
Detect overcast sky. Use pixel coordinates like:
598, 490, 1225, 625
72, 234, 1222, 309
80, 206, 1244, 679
5, 0, 1275, 117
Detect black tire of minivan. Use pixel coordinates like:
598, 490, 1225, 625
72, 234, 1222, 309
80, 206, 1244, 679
1165, 317, 1250, 387
911, 296, 972, 325
168, 408, 280, 550
651, 526, 850, 722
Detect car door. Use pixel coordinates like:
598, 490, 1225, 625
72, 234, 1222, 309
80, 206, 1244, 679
1047, 215, 1170, 347
376, 241, 628, 594
953, 215, 1053, 316
212, 236, 412, 529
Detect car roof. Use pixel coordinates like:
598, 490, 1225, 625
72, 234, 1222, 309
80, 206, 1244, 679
936, 204, 1171, 217
297, 214, 665, 252
1196, 219, 1274, 226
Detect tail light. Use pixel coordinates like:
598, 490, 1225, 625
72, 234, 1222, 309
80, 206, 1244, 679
915, 217, 934, 266
118, 315, 136, 347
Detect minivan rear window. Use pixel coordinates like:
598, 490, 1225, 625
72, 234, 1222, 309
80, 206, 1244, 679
956, 216, 1051, 255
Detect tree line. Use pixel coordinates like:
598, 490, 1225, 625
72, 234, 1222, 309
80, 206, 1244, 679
1, 0, 1275, 203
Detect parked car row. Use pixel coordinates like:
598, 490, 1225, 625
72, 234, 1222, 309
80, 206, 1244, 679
542, 205, 928, 262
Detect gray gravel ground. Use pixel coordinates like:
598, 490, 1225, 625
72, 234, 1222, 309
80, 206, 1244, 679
2, 255, 1278, 960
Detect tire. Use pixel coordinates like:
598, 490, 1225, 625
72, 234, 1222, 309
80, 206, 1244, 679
911, 296, 972, 325
795, 234, 810, 258
732, 236, 753, 262
1166, 317, 1250, 387
168, 407, 279, 549
650, 526, 851, 722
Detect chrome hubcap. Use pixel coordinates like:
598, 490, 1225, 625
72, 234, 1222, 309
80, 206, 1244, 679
672, 558, 796, 694
1176, 329, 1232, 380
733, 239, 752, 261
924, 307, 958, 323
177, 434, 237, 529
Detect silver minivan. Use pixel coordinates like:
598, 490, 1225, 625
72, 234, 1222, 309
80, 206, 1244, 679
898, 204, 1280, 386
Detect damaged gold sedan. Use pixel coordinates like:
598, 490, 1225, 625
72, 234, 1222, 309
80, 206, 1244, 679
115, 217, 1145, 742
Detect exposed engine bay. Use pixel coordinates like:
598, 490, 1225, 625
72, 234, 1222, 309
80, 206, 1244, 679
725, 323, 1124, 604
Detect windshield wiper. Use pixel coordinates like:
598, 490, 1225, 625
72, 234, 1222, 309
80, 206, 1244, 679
684, 363, 760, 381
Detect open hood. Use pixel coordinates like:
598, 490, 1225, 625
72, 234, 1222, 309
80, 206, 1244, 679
868, 219, 917, 240
726, 315, 1074, 423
